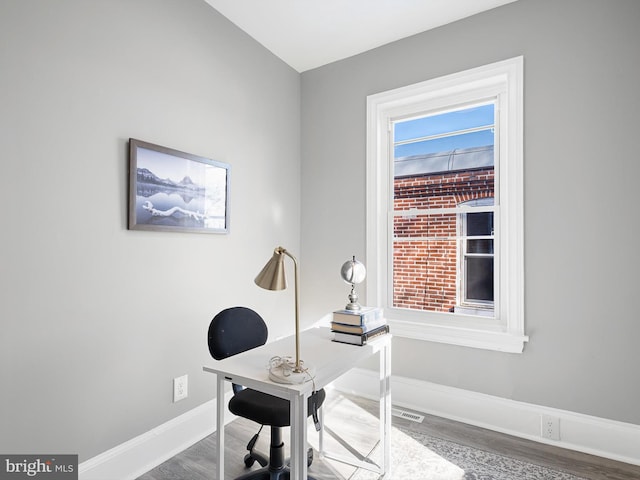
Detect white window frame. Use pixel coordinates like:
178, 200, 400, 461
366, 57, 527, 353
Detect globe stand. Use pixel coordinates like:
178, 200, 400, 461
345, 285, 361, 311
341, 255, 366, 311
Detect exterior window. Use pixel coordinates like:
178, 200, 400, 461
458, 198, 494, 315
366, 57, 527, 353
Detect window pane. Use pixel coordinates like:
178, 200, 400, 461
466, 212, 493, 236
392, 102, 497, 317
395, 104, 494, 142
467, 239, 494, 254
395, 130, 494, 158
465, 257, 494, 302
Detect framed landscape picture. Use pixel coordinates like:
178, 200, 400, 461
128, 139, 230, 234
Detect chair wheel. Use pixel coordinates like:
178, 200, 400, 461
307, 448, 313, 467
243, 454, 255, 468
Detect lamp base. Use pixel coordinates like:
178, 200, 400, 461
268, 357, 315, 384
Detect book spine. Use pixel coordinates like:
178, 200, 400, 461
332, 307, 383, 325
332, 324, 389, 346
331, 317, 387, 334
332, 334, 363, 346
361, 324, 390, 343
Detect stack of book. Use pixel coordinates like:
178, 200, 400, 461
331, 306, 389, 346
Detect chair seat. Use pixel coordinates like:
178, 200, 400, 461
229, 388, 326, 427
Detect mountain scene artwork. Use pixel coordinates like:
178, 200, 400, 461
129, 140, 229, 233
136, 167, 209, 225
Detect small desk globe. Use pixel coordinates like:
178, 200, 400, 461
340, 256, 366, 311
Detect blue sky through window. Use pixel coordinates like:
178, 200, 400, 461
394, 104, 494, 157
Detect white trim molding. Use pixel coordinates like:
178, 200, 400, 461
332, 368, 640, 467
387, 318, 529, 353
78, 391, 234, 480
366, 56, 527, 353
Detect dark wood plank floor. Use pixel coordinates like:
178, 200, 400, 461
137, 390, 640, 480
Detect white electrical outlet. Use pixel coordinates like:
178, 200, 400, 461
173, 374, 188, 402
541, 414, 560, 440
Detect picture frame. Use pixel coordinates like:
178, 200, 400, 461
128, 138, 230, 234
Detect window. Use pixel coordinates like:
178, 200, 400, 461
458, 198, 494, 315
366, 57, 527, 353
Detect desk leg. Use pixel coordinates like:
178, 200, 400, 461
317, 403, 324, 457
289, 392, 308, 480
380, 342, 392, 477
216, 375, 225, 480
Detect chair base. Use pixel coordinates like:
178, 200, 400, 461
234, 468, 319, 480
235, 433, 316, 480
244, 451, 268, 468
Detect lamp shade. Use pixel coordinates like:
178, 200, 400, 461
255, 249, 287, 291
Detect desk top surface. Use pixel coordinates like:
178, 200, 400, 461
203, 326, 390, 397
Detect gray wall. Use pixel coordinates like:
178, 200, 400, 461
301, 0, 640, 425
0, 0, 301, 461
2, 0, 639, 466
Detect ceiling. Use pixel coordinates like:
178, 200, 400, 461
204, 0, 518, 72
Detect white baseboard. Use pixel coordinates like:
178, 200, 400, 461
79, 372, 640, 479
78, 391, 234, 480
331, 368, 640, 467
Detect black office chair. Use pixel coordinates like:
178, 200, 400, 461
208, 306, 326, 480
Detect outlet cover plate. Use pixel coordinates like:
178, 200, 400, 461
541, 414, 560, 440
173, 374, 188, 402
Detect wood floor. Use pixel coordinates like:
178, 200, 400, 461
137, 390, 640, 480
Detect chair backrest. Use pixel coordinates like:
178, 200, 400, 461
208, 306, 268, 360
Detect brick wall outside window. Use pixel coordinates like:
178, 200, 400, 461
393, 168, 494, 312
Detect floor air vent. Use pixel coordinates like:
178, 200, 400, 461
392, 408, 424, 423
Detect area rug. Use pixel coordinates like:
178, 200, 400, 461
349, 426, 587, 480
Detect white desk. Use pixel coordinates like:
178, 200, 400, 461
203, 326, 391, 480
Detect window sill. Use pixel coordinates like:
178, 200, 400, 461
388, 318, 528, 353
453, 305, 494, 317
